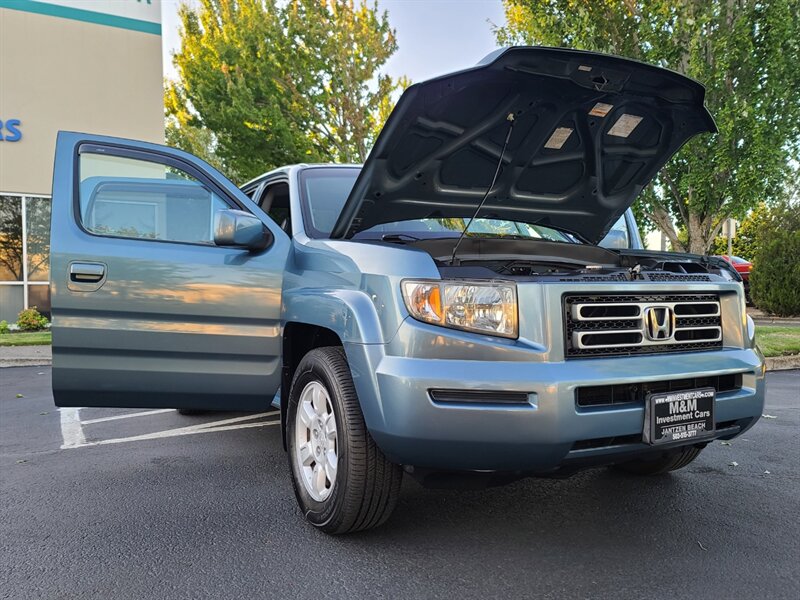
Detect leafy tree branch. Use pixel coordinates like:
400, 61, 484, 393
495, 0, 800, 253
167, 0, 407, 183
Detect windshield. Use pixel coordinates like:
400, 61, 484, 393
354, 217, 574, 242
298, 167, 576, 242
298, 167, 360, 237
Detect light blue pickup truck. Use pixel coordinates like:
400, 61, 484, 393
51, 47, 763, 533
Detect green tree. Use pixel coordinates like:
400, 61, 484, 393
168, 0, 314, 182
749, 201, 800, 316
708, 202, 769, 259
495, 0, 800, 254
167, 0, 405, 183
283, 0, 407, 163
165, 83, 232, 177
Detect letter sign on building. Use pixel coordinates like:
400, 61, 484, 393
0, 119, 23, 142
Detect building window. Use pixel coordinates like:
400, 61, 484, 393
26, 197, 51, 282
0, 194, 51, 323
0, 196, 23, 281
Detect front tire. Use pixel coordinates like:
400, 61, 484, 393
286, 347, 402, 534
611, 446, 703, 475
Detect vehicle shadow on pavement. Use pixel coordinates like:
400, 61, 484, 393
343, 454, 785, 559
367, 467, 696, 541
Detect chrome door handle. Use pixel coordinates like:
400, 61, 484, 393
69, 262, 106, 282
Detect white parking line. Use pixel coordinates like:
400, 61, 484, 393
77, 419, 281, 448
59, 408, 86, 449
81, 409, 176, 425
60, 410, 280, 450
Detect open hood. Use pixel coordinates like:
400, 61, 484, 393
331, 47, 716, 243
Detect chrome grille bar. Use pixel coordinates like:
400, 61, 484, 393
571, 300, 720, 321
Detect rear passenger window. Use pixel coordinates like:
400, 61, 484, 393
78, 152, 230, 244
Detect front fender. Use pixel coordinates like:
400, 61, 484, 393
282, 287, 389, 345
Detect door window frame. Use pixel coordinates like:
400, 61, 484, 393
246, 174, 289, 206
254, 176, 290, 219
623, 209, 644, 249
72, 141, 252, 248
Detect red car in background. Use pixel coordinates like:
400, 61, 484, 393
718, 255, 753, 279
717, 255, 752, 302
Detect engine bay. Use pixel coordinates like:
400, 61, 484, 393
384, 237, 736, 283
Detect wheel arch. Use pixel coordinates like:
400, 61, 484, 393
280, 288, 391, 449
280, 322, 344, 448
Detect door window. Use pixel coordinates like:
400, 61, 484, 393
255, 180, 291, 234
78, 152, 230, 245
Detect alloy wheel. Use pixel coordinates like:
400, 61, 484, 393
293, 380, 338, 501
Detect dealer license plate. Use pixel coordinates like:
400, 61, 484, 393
644, 387, 716, 445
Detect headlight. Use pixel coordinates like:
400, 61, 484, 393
401, 279, 518, 338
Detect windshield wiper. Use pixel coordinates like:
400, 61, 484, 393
381, 233, 421, 243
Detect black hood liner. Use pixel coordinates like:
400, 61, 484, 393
331, 47, 716, 243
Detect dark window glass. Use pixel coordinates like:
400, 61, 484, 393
0, 196, 23, 281
27, 285, 51, 319
26, 197, 51, 282
258, 181, 290, 233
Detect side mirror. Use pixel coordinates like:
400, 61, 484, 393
213, 209, 272, 251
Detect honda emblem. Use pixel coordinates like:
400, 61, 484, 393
644, 306, 675, 341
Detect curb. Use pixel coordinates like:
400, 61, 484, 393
0, 358, 52, 368
753, 319, 800, 327
764, 356, 800, 371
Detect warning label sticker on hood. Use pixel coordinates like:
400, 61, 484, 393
544, 127, 574, 149
589, 102, 614, 117
608, 114, 643, 137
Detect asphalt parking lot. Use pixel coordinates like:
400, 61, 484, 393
1, 367, 798, 600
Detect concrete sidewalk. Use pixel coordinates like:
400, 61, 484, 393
748, 307, 800, 327
0, 345, 52, 368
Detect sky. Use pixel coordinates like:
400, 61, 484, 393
160, 0, 507, 83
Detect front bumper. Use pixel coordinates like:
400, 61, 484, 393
346, 343, 765, 473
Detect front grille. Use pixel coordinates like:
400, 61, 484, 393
576, 373, 742, 408
564, 293, 723, 357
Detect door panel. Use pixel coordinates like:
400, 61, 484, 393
51, 132, 290, 410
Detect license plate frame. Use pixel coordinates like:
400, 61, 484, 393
643, 387, 716, 445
